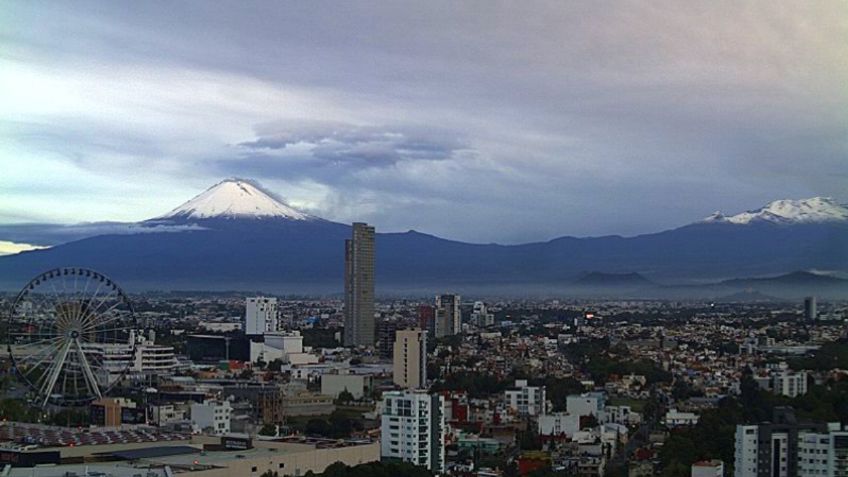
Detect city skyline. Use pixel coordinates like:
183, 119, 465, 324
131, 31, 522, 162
2, 2, 846, 243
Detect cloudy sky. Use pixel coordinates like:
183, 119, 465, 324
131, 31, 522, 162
1, 1, 846, 243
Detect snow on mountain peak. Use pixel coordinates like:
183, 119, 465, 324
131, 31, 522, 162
154, 179, 312, 221
703, 197, 848, 225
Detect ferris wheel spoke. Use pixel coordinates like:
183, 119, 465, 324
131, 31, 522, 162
74, 338, 102, 400
83, 302, 125, 332
47, 278, 70, 328
10, 336, 64, 356
77, 278, 111, 328
18, 337, 65, 367
74, 271, 94, 322
40, 339, 72, 405
80, 290, 119, 330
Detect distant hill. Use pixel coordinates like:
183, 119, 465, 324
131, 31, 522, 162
720, 271, 848, 287
572, 272, 655, 287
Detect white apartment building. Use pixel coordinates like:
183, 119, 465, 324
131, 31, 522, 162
538, 412, 581, 437
505, 379, 546, 417
773, 370, 809, 398
567, 392, 605, 418
191, 399, 232, 435
245, 296, 279, 336
381, 390, 445, 473
734, 417, 848, 477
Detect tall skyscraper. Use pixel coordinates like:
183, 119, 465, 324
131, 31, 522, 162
804, 296, 817, 321
245, 297, 279, 336
381, 390, 445, 473
435, 294, 461, 338
393, 328, 427, 389
344, 222, 375, 347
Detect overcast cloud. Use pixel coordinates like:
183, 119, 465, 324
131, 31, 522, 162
1, 1, 846, 243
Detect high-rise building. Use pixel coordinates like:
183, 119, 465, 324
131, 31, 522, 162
418, 305, 435, 337
245, 297, 279, 336
471, 301, 495, 327
381, 390, 445, 473
434, 294, 461, 338
393, 329, 427, 389
733, 407, 848, 477
377, 320, 398, 359
804, 297, 817, 321
344, 222, 375, 347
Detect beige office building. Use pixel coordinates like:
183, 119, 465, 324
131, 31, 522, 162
393, 328, 427, 389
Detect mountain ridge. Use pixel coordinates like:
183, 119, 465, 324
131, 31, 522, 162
0, 180, 846, 295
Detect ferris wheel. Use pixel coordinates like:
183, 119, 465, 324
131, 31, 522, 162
6, 268, 137, 407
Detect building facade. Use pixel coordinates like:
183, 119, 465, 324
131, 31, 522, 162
435, 294, 461, 338
733, 408, 848, 477
344, 222, 376, 347
393, 328, 427, 390
505, 379, 547, 417
191, 400, 232, 435
381, 390, 445, 473
804, 297, 817, 321
245, 296, 279, 336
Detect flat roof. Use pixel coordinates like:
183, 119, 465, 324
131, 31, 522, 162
111, 445, 200, 460
8, 463, 168, 477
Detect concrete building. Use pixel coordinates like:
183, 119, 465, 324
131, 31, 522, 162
344, 222, 375, 347
191, 400, 232, 435
376, 319, 398, 359
471, 301, 495, 327
733, 407, 847, 477
772, 370, 808, 398
691, 460, 724, 477
245, 296, 279, 336
435, 294, 461, 338
538, 412, 581, 438
804, 297, 817, 321
664, 409, 700, 428
321, 373, 374, 400
505, 380, 546, 417
96, 330, 179, 384
393, 328, 427, 390
381, 390, 445, 473
567, 392, 606, 419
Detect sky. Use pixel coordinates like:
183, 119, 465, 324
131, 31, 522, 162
1, 1, 846, 244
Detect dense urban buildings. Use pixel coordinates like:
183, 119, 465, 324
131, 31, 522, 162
343, 222, 376, 347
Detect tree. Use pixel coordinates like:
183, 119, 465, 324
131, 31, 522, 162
259, 423, 277, 436
336, 389, 355, 404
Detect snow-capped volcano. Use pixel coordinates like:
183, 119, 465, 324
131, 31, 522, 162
154, 179, 313, 221
704, 197, 848, 225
